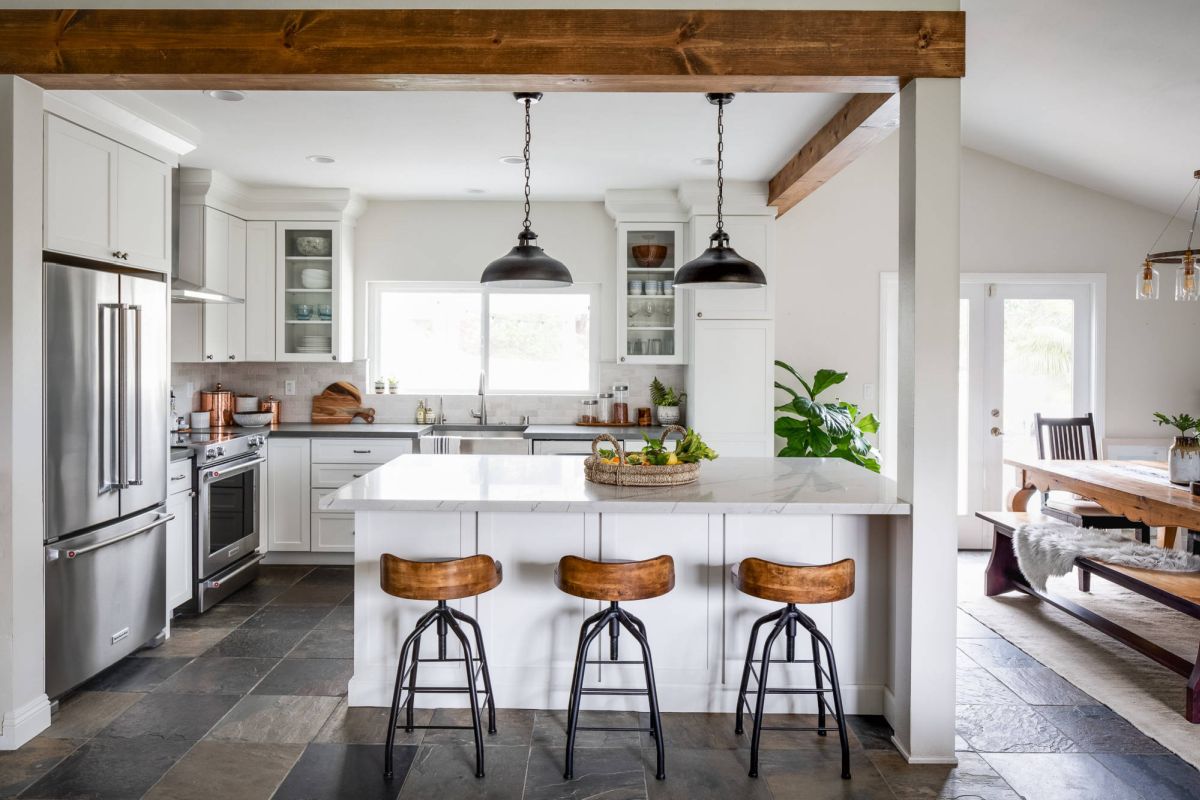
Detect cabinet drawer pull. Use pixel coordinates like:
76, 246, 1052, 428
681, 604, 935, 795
352, 449, 371, 454
170, 473, 187, 481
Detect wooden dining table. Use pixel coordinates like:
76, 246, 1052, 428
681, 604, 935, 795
1006, 457, 1200, 539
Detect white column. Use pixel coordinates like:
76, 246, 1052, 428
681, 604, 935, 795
890, 77, 960, 763
0, 75, 48, 749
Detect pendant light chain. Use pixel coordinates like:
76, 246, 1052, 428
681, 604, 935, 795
522, 97, 533, 233
715, 97, 725, 235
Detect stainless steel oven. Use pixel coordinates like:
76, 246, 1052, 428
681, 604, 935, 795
196, 448, 265, 610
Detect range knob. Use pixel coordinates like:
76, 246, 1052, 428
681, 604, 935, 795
216, 446, 226, 457
205, 448, 217, 460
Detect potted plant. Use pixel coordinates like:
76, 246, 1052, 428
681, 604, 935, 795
388, 376, 400, 395
1154, 412, 1200, 484
374, 377, 387, 394
650, 377, 686, 425
774, 362, 881, 473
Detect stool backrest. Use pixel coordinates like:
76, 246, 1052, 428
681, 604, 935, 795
1034, 412, 1099, 461
380, 553, 502, 600
735, 557, 855, 604
555, 554, 675, 601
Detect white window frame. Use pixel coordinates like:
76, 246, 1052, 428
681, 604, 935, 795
367, 280, 601, 396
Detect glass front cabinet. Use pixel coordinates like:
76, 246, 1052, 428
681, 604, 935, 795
275, 222, 351, 362
616, 223, 685, 365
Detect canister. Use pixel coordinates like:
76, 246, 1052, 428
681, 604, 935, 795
235, 394, 260, 413
260, 395, 282, 425
199, 383, 235, 428
611, 384, 630, 425
596, 392, 614, 423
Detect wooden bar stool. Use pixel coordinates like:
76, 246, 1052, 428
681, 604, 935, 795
731, 557, 855, 780
555, 554, 674, 781
380, 553, 502, 780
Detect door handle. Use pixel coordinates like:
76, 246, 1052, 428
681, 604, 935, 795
205, 552, 265, 589
116, 303, 129, 488
48, 513, 174, 560
128, 305, 143, 486
991, 427, 1004, 437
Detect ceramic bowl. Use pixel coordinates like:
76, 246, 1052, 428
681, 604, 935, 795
631, 244, 668, 268
295, 236, 331, 256
300, 269, 332, 289
233, 412, 274, 428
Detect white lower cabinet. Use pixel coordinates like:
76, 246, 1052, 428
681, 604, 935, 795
266, 438, 311, 551
165, 479, 194, 613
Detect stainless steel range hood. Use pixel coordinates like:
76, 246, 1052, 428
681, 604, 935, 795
170, 167, 243, 304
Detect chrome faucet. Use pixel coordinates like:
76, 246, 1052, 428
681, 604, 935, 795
470, 371, 487, 425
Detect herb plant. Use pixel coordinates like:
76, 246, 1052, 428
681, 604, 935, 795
1153, 412, 1200, 437
650, 377, 686, 407
774, 361, 881, 473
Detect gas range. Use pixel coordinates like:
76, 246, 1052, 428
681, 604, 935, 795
171, 429, 267, 466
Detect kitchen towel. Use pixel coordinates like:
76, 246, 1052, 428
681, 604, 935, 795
419, 435, 461, 454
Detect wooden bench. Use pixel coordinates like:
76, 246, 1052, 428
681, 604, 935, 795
978, 510, 1200, 723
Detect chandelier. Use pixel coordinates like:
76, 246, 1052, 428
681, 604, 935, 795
1136, 169, 1200, 302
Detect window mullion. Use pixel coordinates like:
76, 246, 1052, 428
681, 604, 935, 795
481, 290, 490, 393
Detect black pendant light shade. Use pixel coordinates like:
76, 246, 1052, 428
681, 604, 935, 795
481, 92, 573, 288
674, 93, 766, 290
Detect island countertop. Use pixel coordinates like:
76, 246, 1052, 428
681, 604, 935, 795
322, 454, 910, 515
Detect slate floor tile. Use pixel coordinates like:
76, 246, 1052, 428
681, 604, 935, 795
736, 713, 863, 752
98, 692, 240, 742
290, 627, 354, 659
1094, 754, 1200, 800
956, 639, 1040, 670
19, 736, 191, 800
41, 692, 142, 739
955, 704, 1078, 753
224, 581, 290, 606
80, 656, 193, 692
143, 741, 304, 800
758, 749, 894, 799
317, 605, 355, 631
153, 656, 279, 695
270, 583, 352, 606
957, 610, 1001, 639
868, 750, 1021, 799
135, 627, 235, 658
644, 746, 770, 800
240, 604, 334, 631
635, 711, 737, 750
420, 708, 534, 747
847, 715, 896, 751
253, 565, 315, 586
1035, 705, 1170, 754
297, 566, 354, 586
273, 742, 412, 800
251, 657, 353, 696
523, 743, 647, 800
532, 709, 641, 748
982, 752, 1142, 800
956, 667, 1025, 705
169, 603, 256, 630
206, 694, 340, 743
988, 666, 1097, 706
0, 737, 80, 798
205, 626, 307, 658
315, 700, 430, 745
397, 744, 529, 799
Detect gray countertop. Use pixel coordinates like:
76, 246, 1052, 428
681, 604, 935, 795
522, 424, 668, 441
266, 423, 432, 438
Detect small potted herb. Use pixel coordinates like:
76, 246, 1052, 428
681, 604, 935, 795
374, 377, 387, 394
388, 377, 400, 395
1153, 412, 1200, 484
650, 377, 686, 425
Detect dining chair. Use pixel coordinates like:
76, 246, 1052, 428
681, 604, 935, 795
1033, 412, 1152, 590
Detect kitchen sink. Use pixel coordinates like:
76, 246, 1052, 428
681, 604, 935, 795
429, 424, 530, 454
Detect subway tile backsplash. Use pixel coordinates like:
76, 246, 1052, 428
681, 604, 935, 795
171, 361, 687, 425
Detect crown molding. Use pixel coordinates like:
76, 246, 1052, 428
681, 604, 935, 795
179, 168, 362, 222
43, 92, 189, 165
676, 180, 773, 218
603, 189, 687, 224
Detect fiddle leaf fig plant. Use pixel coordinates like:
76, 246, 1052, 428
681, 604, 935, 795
774, 361, 881, 473
1153, 412, 1199, 437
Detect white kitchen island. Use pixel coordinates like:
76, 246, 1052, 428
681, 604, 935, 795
323, 455, 909, 717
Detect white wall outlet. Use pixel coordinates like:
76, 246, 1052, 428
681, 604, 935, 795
863, 383, 876, 403
284, 380, 297, 396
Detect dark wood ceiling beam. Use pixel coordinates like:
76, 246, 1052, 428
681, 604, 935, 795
768, 91, 903, 216
0, 9, 965, 92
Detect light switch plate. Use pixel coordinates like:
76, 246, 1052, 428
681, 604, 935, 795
863, 383, 875, 403
284, 379, 297, 396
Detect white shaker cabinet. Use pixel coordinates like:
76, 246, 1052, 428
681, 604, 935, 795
687, 215, 774, 320
686, 318, 775, 457
275, 223, 352, 362
244, 221, 277, 361
266, 438, 311, 551
171, 207, 249, 363
44, 114, 171, 273
165, 471, 195, 614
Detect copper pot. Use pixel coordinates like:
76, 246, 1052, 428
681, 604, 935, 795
260, 395, 282, 426
199, 383, 235, 428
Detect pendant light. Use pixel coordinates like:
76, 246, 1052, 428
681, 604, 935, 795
1136, 169, 1199, 302
481, 92, 573, 288
674, 93, 766, 289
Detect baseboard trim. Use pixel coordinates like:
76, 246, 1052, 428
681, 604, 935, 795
0, 694, 51, 750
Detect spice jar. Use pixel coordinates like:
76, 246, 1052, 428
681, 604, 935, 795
596, 392, 613, 423
579, 398, 599, 424
611, 384, 630, 425
637, 407, 652, 426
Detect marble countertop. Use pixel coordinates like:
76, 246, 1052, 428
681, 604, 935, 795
322, 455, 910, 515
523, 424, 667, 440
266, 423, 432, 438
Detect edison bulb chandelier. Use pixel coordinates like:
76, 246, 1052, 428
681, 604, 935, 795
1136, 169, 1200, 302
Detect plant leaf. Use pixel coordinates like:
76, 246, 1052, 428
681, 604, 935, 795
775, 360, 814, 399
855, 413, 880, 434
774, 416, 810, 439
809, 369, 847, 399
777, 445, 808, 458
774, 381, 801, 403
808, 427, 834, 456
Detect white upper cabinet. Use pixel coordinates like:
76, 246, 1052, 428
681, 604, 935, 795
171, 206, 250, 363
226, 215, 248, 362
616, 223, 686, 365
275, 222, 352, 362
44, 114, 171, 273
687, 215, 774, 320
244, 221, 277, 361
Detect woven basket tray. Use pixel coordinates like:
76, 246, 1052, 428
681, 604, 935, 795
583, 425, 701, 487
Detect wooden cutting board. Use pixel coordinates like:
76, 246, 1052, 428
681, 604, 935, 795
311, 381, 376, 424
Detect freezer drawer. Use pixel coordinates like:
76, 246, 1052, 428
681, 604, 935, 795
44, 506, 171, 698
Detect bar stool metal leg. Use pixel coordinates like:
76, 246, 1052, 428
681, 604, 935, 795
735, 608, 783, 736
564, 608, 611, 781
811, 631, 826, 735
451, 607, 498, 734
620, 608, 665, 780
803, 615, 851, 780
748, 616, 787, 778
446, 614, 487, 778
385, 610, 438, 780
405, 633, 422, 732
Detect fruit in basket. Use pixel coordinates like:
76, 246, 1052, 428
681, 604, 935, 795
674, 429, 719, 463
625, 452, 644, 466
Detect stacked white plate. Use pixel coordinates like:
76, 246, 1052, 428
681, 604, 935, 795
300, 269, 332, 289
297, 334, 332, 353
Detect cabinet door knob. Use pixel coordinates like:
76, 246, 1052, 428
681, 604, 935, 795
697, 311, 703, 318
111, 251, 121, 258
228, 355, 236, 360
205, 354, 214, 360
122, 252, 129, 260
331, 355, 337, 361
619, 356, 626, 362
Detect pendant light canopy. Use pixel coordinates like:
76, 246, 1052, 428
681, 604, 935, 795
674, 93, 767, 290
1136, 168, 1199, 302
481, 92, 573, 288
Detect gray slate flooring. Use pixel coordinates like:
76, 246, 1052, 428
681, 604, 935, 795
1, 559, 1199, 798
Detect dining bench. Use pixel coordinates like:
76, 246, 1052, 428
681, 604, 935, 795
978, 510, 1200, 723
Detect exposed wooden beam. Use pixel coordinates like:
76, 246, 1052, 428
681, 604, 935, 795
768, 92, 902, 216
0, 9, 964, 92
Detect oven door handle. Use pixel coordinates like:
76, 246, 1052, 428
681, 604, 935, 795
201, 456, 266, 484
204, 552, 265, 589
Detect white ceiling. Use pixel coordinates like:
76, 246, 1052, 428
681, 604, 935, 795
108, 90, 849, 201
961, 0, 1200, 216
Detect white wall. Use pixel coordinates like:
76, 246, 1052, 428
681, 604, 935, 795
775, 137, 1199, 440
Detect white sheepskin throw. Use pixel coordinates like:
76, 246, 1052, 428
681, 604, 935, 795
1012, 521, 1200, 592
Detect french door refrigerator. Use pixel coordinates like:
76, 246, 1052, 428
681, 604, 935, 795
43, 261, 170, 698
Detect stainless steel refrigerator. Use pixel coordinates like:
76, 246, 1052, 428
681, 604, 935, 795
43, 261, 170, 698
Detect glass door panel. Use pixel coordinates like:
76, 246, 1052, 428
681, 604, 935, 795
281, 227, 335, 358
622, 228, 679, 362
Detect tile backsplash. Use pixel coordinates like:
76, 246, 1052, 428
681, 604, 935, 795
171, 360, 687, 425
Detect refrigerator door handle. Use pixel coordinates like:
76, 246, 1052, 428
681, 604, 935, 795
98, 304, 121, 493
46, 512, 174, 561
116, 303, 129, 488
124, 304, 143, 487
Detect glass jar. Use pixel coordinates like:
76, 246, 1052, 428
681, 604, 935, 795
596, 392, 614, 423
611, 384, 630, 424
579, 398, 600, 424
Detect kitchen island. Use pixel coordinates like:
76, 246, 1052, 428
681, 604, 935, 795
324, 455, 909, 715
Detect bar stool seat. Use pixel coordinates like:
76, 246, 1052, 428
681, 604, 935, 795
381, 554, 502, 780
555, 555, 673, 782
732, 557, 855, 780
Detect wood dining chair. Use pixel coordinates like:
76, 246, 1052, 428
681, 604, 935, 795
1034, 412, 1152, 589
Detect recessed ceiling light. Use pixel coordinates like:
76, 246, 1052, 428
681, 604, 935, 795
499, 156, 525, 165
306, 155, 336, 164
466, 188, 486, 194
203, 89, 246, 102
693, 157, 716, 166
